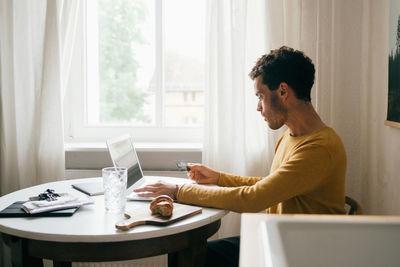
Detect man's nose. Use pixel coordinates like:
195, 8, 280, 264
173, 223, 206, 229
256, 102, 262, 112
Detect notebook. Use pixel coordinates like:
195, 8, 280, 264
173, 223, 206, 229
72, 134, 192, 200
0, 201, 79, 217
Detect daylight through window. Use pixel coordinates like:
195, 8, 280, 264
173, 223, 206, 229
86, 0, 205, 129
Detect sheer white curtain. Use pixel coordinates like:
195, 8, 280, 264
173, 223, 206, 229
204, 0, 379, 237
204, 0, 285, 238
0, 0, 79, 195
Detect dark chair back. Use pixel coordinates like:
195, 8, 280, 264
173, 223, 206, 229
345, 196, 362, 215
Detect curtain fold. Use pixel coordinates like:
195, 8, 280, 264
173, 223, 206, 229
0, 0, 79, 195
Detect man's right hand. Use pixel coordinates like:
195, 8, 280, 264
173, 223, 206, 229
187, 163, 220, 185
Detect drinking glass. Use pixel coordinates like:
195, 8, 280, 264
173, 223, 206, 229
102, 167, 127, 213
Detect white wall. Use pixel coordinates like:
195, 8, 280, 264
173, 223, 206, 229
367, 126, 400, 214
356, 0, 400, 215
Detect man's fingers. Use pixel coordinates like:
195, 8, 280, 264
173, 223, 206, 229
136, 192, 158, 197
133, 185, 158, 192
132, 181, 175, 198
187, 163, 196, 168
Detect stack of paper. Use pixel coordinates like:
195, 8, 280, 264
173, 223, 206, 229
22, 193, 93, 214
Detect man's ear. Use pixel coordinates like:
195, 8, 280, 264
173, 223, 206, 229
278, 82, 289, 100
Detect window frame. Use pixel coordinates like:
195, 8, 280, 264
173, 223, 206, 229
64, 0, 203, 144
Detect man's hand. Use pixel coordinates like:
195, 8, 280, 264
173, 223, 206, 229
133, 181, 178, 199
188, 164, 220, 185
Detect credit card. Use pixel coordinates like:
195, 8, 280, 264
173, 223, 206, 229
176, 160, 191, 171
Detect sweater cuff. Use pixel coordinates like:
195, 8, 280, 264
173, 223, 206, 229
176, 184, 185, 201
217, 172, 233, 186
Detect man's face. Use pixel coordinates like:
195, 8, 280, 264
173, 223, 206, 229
254, 76, 286, 130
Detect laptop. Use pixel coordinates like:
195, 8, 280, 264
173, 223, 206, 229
72, 134, 192, 200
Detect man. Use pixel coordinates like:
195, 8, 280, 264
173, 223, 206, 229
134, 46, 347, 266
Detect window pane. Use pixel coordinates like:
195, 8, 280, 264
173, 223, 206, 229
164, 0, 205, 127
88, 0, 156, 126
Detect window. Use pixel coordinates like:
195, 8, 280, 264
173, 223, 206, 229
65, 0, 205, 143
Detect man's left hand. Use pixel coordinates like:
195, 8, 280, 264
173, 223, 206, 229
133, 181, 178, 199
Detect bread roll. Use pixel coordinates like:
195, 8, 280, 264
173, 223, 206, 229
150, 195, 173, 217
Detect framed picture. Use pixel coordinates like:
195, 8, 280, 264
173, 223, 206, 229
386, 0, 400, 128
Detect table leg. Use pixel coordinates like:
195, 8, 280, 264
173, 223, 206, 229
1, 234, 43, 267
168, 239, 207, 267
168, 218, 221, 267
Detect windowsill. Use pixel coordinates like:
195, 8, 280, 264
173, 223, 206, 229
65, 142, 203, 152
65, 142, 203, 170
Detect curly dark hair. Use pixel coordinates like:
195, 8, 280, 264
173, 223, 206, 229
249, 46, 315, 101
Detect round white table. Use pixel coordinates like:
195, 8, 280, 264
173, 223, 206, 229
0, 177, 228, 267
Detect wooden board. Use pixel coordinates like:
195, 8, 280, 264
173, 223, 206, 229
115, 203, 202, 230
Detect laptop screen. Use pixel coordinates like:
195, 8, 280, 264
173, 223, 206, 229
106, 134, 144, 189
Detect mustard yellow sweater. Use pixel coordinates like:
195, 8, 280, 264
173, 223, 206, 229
177, 127, 346, 214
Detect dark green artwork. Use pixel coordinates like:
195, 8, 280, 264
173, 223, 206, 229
388, 0, 400, 124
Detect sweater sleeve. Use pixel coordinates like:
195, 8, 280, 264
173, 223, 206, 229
217, 172, 262, 187
177, 144, 332, 213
